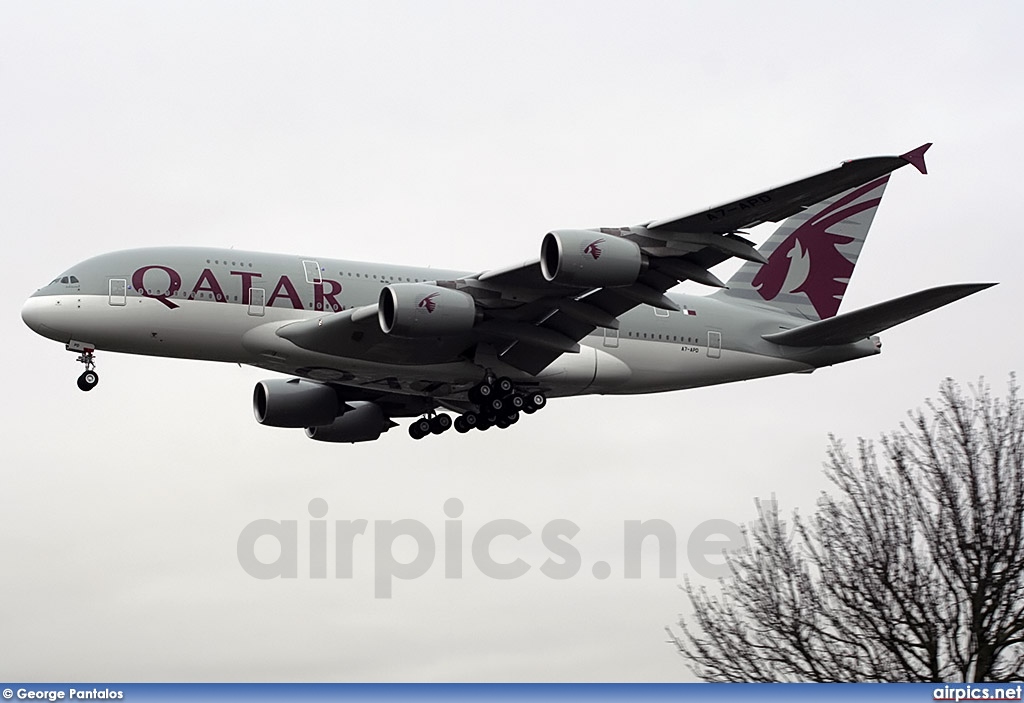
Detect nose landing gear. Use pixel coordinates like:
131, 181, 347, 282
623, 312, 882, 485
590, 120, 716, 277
68, 341, 99, 392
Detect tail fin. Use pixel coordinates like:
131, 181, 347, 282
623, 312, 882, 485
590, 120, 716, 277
714, 176, 892, 321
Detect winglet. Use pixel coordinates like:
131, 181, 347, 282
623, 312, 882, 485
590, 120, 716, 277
900, 143, 932, 174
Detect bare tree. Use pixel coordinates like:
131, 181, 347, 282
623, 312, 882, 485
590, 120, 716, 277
669, 376, 1024, 682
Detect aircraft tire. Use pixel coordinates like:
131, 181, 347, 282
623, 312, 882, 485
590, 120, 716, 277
410, 418, 432, 439
431, 414, 452, 434
496, 377, 514, 396
77, 370, 99, 392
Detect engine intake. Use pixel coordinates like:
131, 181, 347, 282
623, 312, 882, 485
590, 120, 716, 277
540, 229, 643, 287
378, 283, 477, 337
305, 402, 391, 443
253, 379, 339, 428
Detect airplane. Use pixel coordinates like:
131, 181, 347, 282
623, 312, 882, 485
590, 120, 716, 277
21, 143, 995, 443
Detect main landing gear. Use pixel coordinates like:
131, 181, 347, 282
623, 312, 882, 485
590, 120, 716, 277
407, 376, 548, 440
408, 412, 453, 440
70, 344, 99, 392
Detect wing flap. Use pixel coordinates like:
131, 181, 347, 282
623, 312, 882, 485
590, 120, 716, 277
763, 283, 995, 347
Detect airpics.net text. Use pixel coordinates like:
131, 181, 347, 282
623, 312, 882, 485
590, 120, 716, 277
236, 498, 769, 598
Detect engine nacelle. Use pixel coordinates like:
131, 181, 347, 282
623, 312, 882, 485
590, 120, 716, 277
253, 379, 339, 428
305, 402, 390, 443
540, 229, 643, 287
378, 283, 477, 337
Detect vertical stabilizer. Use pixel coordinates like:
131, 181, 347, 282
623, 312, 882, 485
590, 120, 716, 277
714, 176, 891, 321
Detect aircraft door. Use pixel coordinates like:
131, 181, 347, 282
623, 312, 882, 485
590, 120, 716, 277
109, 278, 127, 306
708, 330, 722, 359
603, 327, 619, 348
248, 287, 266, 316
302, 260, 322, 285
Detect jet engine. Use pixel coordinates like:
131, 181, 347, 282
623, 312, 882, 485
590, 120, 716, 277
378, 283, 477, 337
540, 229, 644, 287
305, 402, 391, 443
253, 378, 339, 428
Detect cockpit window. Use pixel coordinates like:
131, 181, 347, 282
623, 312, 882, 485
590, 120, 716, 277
48, 275, 79, 286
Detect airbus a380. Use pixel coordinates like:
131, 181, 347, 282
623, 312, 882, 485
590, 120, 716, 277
22, 144, 994, 442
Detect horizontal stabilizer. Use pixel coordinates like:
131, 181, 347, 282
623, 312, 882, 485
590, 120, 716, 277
763, 283, 996, 347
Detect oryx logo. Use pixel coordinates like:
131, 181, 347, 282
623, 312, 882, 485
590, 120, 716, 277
418, 292, 440, 313
584, 238, 605, 260
752, 177, 888, 320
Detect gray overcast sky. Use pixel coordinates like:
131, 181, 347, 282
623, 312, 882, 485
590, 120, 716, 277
2, 0, 1022, 682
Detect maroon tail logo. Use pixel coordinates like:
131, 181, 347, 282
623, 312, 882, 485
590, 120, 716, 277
418, 292, 440, 313
752, 177, 888, 319
583, 238, 605, 260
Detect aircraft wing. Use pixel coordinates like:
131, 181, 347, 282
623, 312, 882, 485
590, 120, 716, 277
647, 144, 930, 235
278, 145, 934, 376
464, 245, 739, 374
447, 144, 934, 374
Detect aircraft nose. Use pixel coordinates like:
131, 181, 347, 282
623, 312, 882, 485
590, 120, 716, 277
22, 296, 47, 334
21, 295, 67, 341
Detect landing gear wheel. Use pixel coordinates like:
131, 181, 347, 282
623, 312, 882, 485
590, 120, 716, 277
496, 377, 514, 396
72, 347, 99, 391
466, 374, 548, 432
454, 417, 469, 433
77, 370, 99, 392
430, 414, 452, 435
410, 418, 432, 439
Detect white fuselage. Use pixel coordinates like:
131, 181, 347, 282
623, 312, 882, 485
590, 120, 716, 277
21, 247, 878, 403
